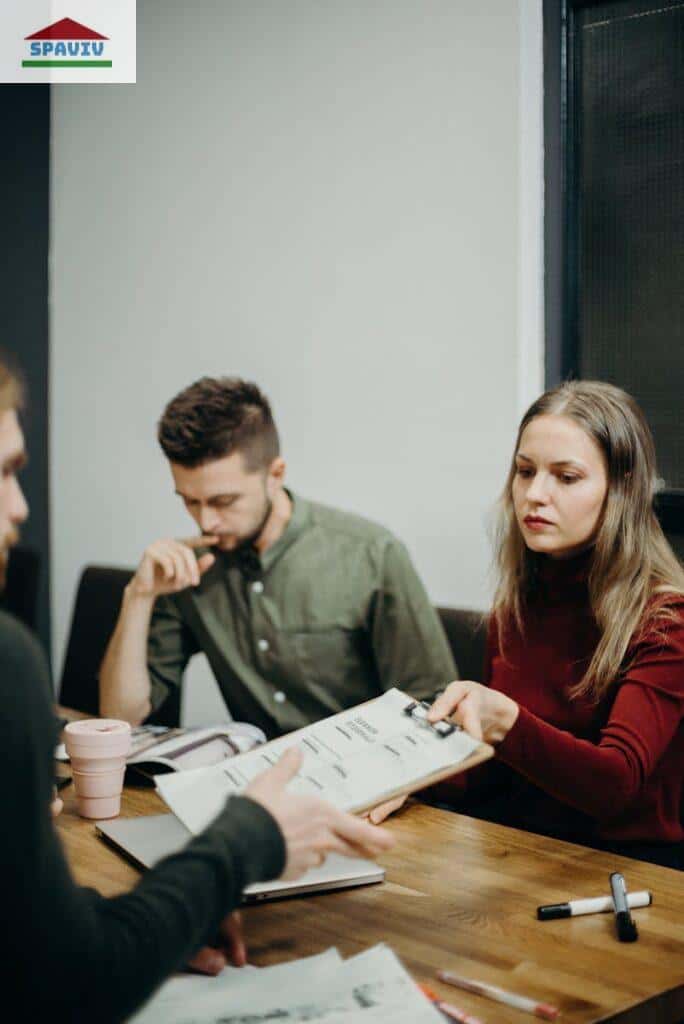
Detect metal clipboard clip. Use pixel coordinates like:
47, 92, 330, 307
403, 700, 459, 738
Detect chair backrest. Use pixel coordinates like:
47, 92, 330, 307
436, 607, 488, 682
0, 544, 41, 630
58, 566, 183, 728
58, 565, 133, 716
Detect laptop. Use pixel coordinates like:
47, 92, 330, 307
95, 814, 385, 902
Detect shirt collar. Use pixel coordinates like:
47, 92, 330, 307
531, 547, 593, 603
260, 489, 310, 573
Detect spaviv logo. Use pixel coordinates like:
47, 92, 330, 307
23, 18, 111, 68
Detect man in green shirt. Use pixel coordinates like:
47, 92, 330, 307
100, 377, 456, 740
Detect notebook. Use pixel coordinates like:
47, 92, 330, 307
95, 813, 385, 902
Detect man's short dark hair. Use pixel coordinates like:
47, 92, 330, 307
157, 377, 280, 470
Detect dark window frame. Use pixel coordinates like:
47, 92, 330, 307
543, 0, 684, 531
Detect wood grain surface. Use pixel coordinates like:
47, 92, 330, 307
56, 784, 684, 1023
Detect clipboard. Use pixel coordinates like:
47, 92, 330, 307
346, 698, 494, 815
156, 689, 495, 835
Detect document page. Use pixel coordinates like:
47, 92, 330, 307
129, 944, 442, 1024
129, 949, 342, 1024
157, 688, 485, 835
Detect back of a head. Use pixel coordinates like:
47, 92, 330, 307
0, 358, 25, 592
0, 358, 24, 417
157, 376, 280, 472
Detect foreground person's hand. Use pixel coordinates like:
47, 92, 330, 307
50, 785, 63, 818
246, 747, 395, 879
187, 911, 246, 974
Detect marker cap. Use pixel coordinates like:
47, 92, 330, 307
537, 903, 571, 921
615, 910, 639, 942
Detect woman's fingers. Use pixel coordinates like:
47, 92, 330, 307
331, 808, 395, 856
368, 794, 407, 825
427, 681, 470, 722
455, 692, 483, 740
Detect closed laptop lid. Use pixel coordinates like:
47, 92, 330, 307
96, 813, 384, 902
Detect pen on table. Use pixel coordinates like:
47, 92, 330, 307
537, 889, 651, 920
437, 970, 560, 1021
418, 983, 483, 1024
610, 872, 639, 942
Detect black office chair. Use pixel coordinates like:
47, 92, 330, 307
58, 565, 182, 727
0, 544, 41, 631
436, 607, 488, 682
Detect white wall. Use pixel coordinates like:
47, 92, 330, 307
51, 0, 543, 723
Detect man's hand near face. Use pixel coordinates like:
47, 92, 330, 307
99, 535, 218, 725
129, 535, 218, 599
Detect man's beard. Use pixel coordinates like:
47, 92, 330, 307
0, 526, 19, 592
219, 495, 273, 553
238, 495, 273, 550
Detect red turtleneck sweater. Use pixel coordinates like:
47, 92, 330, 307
434, 554, 684, 848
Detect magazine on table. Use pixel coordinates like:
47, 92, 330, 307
55, 722, 266, 784
124, 722, 266, 781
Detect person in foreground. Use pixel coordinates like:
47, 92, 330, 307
386, 381, 684, 867
100, 376, 455, 737
0, 363, 393, 1021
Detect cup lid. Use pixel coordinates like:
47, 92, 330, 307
64, 718, 131, 752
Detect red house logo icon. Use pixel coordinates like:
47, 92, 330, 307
23, 18, 111, 68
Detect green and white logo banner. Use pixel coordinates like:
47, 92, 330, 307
1, 1, 135, 83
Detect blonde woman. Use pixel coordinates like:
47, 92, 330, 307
424, 381, 684, 868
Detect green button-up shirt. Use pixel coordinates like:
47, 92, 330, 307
147, 493, 457, 738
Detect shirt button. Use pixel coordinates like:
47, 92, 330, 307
252, 581, 264, 594
257, 638, 269, 652
274, 691, 286, 704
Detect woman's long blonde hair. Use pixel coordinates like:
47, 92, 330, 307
493, 380, 684, 702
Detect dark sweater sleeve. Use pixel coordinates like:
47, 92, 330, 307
0, 613, 285, 1023
496, 608, 684, 820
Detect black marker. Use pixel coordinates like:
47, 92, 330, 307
610, 872, 639, 942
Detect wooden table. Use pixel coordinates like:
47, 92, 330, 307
57, 785, 684, 1024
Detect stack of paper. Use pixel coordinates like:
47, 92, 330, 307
130, 945, 443, 1023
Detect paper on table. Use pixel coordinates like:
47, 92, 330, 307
322, 944, 443, 1022
129, 945, 441, 1024
157, 688, 486, 834
129, 949, 342, 1024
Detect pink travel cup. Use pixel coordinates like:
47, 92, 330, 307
64, 719, 131, 819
